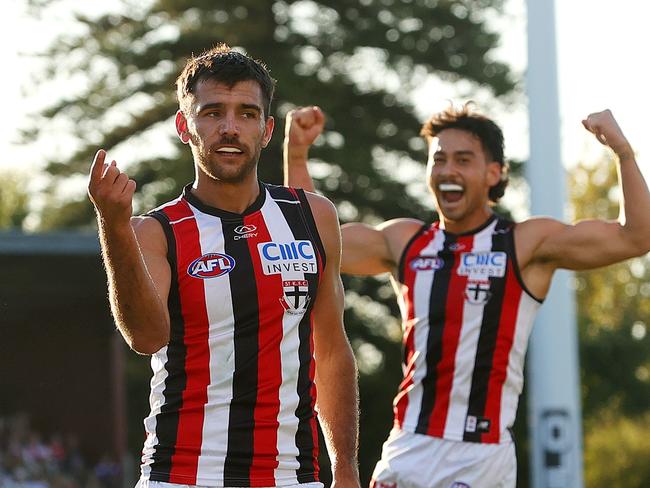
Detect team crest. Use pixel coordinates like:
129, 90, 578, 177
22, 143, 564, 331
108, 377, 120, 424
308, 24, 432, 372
280, 280, 311, 315
464, 280, 491, 305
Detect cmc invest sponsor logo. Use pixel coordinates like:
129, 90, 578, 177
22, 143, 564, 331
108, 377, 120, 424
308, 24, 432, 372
187, 253, 236, 279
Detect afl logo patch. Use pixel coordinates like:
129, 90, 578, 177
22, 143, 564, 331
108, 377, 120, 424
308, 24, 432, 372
188, 253, 236, 279
410, 256, 444, 271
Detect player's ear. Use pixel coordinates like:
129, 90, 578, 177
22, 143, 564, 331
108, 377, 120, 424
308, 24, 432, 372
486, 161, 502, 187
175, 111, 191, 144
262, 116, 275, 148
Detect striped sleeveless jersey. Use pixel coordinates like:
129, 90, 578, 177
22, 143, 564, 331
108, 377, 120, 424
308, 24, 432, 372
140, 183, 324, 486
393, 215, 542, 444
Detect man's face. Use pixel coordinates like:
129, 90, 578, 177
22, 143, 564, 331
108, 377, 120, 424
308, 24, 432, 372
426, 128, 501, 223
177, 79, 274, 184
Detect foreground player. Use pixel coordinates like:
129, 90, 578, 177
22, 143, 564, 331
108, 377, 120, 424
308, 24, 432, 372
285, 105, 650, 487
88, 45, 360, 488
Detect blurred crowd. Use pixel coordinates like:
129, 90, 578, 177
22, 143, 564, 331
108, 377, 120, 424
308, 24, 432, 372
0, 413, 121, 488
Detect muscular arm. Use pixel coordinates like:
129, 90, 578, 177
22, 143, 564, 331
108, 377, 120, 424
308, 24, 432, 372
523, 110, 650, 272
307, 193, 360, 488
89, 149, 171, 354
341, 219, 423, 276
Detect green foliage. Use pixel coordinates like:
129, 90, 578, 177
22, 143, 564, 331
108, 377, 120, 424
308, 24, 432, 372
0, 170, 29, 229
26, 0, 514, 228
569, 157, 650, 486
583, 411, 650, 488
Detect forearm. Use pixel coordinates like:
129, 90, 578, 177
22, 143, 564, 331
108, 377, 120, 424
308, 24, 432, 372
283, 140, 316, 191
99, 219, 169, 353
616, 150, 650, 251
315, 346, 360, 481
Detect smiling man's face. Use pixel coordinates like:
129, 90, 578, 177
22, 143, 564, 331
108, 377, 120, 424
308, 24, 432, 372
426, 128, 502, 231
177, 78, 274, 185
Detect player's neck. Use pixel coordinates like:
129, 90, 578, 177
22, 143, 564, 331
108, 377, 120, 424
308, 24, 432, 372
191, 173, 260, 214
440, 205, 494, 235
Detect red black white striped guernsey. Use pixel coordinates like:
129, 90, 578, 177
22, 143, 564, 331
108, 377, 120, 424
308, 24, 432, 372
140, 183, 324, 486
394, 215, 542, 444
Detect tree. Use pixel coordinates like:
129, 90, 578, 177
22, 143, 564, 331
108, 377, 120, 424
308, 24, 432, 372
0, 169, 29, 230
25, 0, 517, 483
569, 157, 650, 486
26, 0, 514, 228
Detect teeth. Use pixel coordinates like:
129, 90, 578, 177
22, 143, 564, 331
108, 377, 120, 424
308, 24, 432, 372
217, 147, 242, 153
439, 183, 464, 192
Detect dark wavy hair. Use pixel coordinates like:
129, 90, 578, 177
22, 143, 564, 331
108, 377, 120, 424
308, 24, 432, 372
176, 43, 276, 118
420, 103, 509, 203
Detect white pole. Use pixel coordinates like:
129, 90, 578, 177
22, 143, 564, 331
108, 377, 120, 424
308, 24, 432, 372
525, 1, 584, 487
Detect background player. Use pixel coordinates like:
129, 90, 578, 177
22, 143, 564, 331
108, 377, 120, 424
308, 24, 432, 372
88, 45, 360, 488
284, 104, 650, 487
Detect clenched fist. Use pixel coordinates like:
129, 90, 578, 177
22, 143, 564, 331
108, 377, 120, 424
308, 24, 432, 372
582, 109, 633, 159
87, 149, 136, 225
285, 106, 325, 148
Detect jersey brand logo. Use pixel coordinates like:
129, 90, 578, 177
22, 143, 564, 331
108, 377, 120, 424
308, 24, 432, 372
187, 253, 236, 279
233, 224, 258, 240
457, 251, 506, 278
258, 240, 318, 275
280, 280, 311, 315
451, 483, 471, 488
465, 415, 491, 434
410, 256, 444, 271
235, 224, 257, 234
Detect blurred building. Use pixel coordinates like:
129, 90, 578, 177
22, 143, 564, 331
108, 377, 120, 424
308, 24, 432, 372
0, 231, 127, 471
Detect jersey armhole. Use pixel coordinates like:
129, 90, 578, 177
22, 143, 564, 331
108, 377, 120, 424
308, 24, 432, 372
145, 210, 178, 272
294, 189, 327, 271
397, 224, 429, 284
509, 223, 544, 304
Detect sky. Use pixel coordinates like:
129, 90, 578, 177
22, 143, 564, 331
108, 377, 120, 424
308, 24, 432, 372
0, 0, 648, 184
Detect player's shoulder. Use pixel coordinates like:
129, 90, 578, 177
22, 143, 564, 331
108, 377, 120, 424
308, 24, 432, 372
378, 217, 425, 233
303, 190, 338, 220
131, 215, 167, 252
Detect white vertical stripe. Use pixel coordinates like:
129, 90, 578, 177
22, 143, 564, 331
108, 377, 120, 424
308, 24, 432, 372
443, 220, 497, 439
261, 193, 302, 483
402, 229, 447, 429
141, 346, 170, 479
499, 294, 539, 440
191, 208, 236, 484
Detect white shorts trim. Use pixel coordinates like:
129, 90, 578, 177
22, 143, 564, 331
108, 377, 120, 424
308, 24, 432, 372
135, 480, 323, 488
371, 428, 516, 488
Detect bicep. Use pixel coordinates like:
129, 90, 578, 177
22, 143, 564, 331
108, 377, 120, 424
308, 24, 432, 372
534, 218, 637, 270
341, 223, 394, 275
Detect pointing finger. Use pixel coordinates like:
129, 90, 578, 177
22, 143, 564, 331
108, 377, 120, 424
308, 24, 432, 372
89, 149, 106, 183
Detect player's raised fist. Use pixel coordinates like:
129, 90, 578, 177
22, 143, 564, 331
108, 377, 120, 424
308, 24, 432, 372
88, 149, 137, 224
582, 109, 632, 158
285, 106, 325, 147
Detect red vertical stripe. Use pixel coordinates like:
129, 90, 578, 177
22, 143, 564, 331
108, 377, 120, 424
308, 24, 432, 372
394, 228, 435, 428
244, 214, 283, 486
426, 234, 474, 437
482, 264, 522, 443
166, 201, 211, 484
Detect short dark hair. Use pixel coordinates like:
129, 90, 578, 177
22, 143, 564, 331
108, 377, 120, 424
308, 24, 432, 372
176, 43, 276, 118
420, 103, 509, 203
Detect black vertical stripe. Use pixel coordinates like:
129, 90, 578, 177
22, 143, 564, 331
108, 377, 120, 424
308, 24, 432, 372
223, 217, 259, 486
269, 185, 320, 482
146, 210, 185, 481
415, 231, 456, 434
293, 188, 326, 270
463, 218, 512, 442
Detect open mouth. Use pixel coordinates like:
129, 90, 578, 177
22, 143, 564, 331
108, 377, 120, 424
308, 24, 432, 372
438, 183, 464, 203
